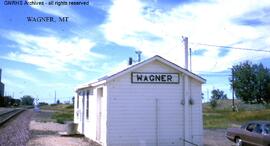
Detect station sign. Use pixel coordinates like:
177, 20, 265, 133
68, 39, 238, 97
131, 72, 179, 84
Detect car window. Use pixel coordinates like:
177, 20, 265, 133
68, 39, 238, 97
246, 123, 256, 132
254, 124, 263, 134
241, 124, 246, 129
264, 124, 270, 134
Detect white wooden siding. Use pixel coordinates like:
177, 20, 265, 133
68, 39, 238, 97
107, 61, 186, 146
75, 86, 108, 146
74, 93, 79, 124
190, 79, 203, 146
82, 90, 97, 140
75, 58, 204, 146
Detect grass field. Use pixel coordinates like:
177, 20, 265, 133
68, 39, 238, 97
39, 100, 270, 127
40, 104, 74, 124
203, 100, 270, 128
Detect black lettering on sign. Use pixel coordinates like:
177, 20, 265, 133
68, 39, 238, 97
149, 75, 155, 81
167, 75, 172, 82
137, 75, 143, 81
161, 75, 166, 82
131, 72, 179, 84
144, 76, 148, 81
155, 75, 160, 81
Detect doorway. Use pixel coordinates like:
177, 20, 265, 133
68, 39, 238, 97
81, 92, 85, 134
96, 87, 103, 141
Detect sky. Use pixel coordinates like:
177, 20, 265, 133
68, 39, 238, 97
1, 0, 270, 103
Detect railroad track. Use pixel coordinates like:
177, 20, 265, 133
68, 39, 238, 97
0, 108, 25, 126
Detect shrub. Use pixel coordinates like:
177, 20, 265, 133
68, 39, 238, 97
210, 99, 217, 109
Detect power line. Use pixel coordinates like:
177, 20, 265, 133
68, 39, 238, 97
199, 74, 230, 77
190, 42, 270, 53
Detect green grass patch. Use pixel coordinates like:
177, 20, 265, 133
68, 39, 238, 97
65, 104, 74, 109
228, 109, 270, 122
204, 101, 270, 129
52, 112, 74, 124
40, 104, 74, 124
204, 112, 229, 128
41, 104, 74, 112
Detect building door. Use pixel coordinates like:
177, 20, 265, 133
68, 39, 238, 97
157, 98, 182, 146
96, 87, 103, 141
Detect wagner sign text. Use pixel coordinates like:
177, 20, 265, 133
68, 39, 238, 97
131, 72, 179, 84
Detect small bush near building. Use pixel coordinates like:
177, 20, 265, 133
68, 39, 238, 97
38, 102, 49, 106
65, 104, 74, 109
52, 112, 73, 124
210, 99, 217, 109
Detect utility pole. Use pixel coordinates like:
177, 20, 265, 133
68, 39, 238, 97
207, 89, 209, 101
182, 36, 189, 70
232, 69, 235, 111
189, 48, 192, 71
54, 91, 56, 104
182, 36, 190, 145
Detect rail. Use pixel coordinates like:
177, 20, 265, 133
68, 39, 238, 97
0, 109, 25, 126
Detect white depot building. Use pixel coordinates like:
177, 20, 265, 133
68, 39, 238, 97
74, 55, 206, 146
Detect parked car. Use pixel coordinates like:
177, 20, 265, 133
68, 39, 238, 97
226, 121, 270, 146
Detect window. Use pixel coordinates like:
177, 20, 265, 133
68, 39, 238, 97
254, 124, 263, 134
264, 124, 270, 134
89, 88, 93, 95
97, 87, 103, 97
246, 123, 256, 132
86, 90, 89, 119
77, 92, 80, 109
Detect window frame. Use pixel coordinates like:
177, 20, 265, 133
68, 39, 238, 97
77, 92, 80, 109
86, 90, 90, 120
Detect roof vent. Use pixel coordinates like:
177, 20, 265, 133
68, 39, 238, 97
128, 57, 133, 65
128, 51, 142, 66
135, 51, 142, 62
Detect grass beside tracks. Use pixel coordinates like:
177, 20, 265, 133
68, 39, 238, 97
40, 104, 74, 124
203, 100, 270, 128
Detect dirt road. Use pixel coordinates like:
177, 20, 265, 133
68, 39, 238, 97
204, 129, 235, 146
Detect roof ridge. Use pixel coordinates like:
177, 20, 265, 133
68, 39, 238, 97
76, 55, 206, 90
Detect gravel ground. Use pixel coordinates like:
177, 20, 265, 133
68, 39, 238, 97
204, 129, 235, 146
0, 110, 33, 146
0, 108, 236, 146
28, 110, 234, 146
27, 110, 101, 146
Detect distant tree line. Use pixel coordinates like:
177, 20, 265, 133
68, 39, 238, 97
0, 96, 21, 107
0, 95, 34, 107
230, 61, 270, 104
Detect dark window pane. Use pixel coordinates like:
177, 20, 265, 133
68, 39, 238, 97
265, 124, 270, 134
254, 124, 262, 134
246, 123, 256, 132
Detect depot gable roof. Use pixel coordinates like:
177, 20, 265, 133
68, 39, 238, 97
76, 55, 206, 90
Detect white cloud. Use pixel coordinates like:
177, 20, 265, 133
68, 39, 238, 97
1, 31, 105, 73
4, 69, 39, 83
73, 71, 87, 81
101, 60, 129, 76
102, 0, 270, 73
